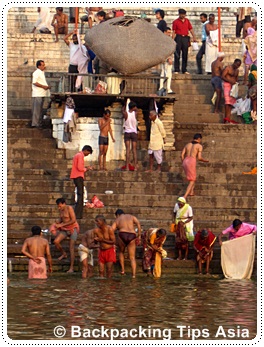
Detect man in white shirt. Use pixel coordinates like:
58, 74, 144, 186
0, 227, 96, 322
31, 60, 50, 128
64, 29, 89, 92
146, 111, 166, 172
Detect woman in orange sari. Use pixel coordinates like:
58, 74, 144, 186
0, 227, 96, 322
142, 228, 167, 278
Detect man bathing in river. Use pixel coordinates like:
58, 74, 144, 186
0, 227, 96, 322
49, 198, 79, 273
93, 215, 116, 278
22, 226, 52, 279
78, 229, 100, 278
111, 209, 142, 278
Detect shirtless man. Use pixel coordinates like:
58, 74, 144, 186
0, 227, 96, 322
181, 133, 209, 199
221, 59, 242, 123
111, 209, 141, 278
78, 229, 99, 278
22, 226, 52, 279
98, 109, 115, 171
51, 7, 68, 42
211, 52, 225, 113
50, 198, 80, 273
93, 215, 116, 278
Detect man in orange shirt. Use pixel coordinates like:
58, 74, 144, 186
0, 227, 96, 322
70, 145, 93, 219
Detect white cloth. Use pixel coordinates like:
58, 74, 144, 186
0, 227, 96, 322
148, 118, 166, 151
159, 59, 173, 93
221, 234, 256, 279
205, 29, 218, 73
107, 73, 122, 94
78, 244, 94, 265
34, 7, 52, 31
32, 68, 50, 97
63, 106, 74, 123
148, 148, 163, 164
75, 30, 90, 89
124, 99, 137, 133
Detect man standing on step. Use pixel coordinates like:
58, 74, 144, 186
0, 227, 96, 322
211, 52, 225, 114
122, 99, 138, 171
22, 225, 52, 279
181, 133, 209, 199
30, 60, 51, 128
146, 110, 166, 172
196, 13, 208, 74
70, 145, 93, 219
221, 59, 242, 123
49, 197, 80, 273
111, 209, 141, 278
172, 8, 197, 74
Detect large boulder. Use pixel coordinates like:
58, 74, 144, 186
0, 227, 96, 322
85, 16, 176, 74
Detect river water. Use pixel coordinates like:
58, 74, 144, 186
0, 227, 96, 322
7, 273, 257, 341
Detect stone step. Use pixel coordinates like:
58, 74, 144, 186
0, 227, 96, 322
7, 191, 257, 212
7, 179, 257, 197
7, 137, 58, 148
7, 127, 53, 139
8, 148, 65, 160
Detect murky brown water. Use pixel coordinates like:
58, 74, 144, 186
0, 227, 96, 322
7, 273, 257, 341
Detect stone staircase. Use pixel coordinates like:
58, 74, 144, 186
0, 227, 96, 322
7, 119, 257, 275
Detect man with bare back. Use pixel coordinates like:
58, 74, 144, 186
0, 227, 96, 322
181, 133, 209, 200
111, 209, 142, 278
22, 226, 52, 279
221, 59, 241, 123
211, 52, 225, 113
49, 198, 79, 273
51, 7, 68, 42
98, 109, 115, 171
93, 215, 116, 278
78, 229, 99, 278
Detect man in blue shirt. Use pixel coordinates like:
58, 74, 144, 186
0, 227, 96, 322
196, 13, 208, 74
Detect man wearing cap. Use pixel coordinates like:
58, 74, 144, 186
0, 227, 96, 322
211, 52, 225, 113
194, 229, 216, 275
173, 197, 194, 260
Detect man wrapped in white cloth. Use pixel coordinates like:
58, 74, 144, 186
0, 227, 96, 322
78, 229, 99, 278
32, 7, 52, 34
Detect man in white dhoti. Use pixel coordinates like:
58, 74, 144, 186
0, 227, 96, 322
78, 229, 99, 278
159, 27, 174, 94
32, 7, 52, 34
205, 14, 218, 74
